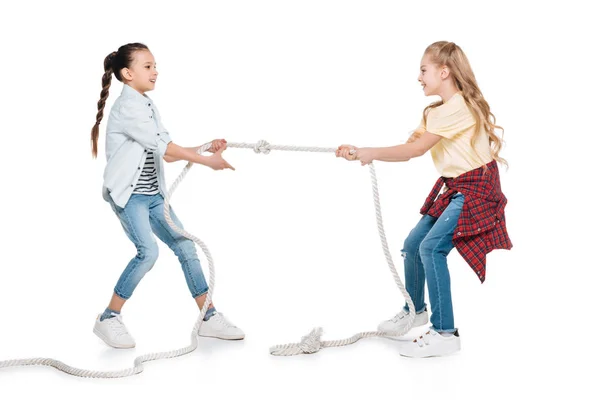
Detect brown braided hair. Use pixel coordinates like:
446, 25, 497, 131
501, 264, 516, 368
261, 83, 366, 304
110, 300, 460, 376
91, 43, 149, 158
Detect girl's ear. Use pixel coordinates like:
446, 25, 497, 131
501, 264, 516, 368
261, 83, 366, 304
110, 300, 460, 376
440, 66, 450, 79
121, 67, 132, 82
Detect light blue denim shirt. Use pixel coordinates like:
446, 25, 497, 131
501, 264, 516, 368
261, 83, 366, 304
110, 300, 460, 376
102, 84, 172, 208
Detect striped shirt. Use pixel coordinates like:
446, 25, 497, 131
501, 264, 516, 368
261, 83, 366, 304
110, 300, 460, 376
132, 151, 159, 195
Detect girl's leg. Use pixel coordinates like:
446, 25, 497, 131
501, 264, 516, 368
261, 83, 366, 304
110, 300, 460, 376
95, 194, 158, 348
109, 194, 160, 303
378, 214, 436, 332
402, 214, 436, 314
147, 195, 210, 311
419, 193, 464, 333
147, 194, 244, 339
107, 292, 126, 313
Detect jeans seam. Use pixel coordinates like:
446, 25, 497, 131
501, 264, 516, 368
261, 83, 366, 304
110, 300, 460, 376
182, 259, 202, 295
117, 202, 148, 296
412, 246, 420, 310
430, 234, 445, 330
151, 213, 201, 295
122, 202, 144, 246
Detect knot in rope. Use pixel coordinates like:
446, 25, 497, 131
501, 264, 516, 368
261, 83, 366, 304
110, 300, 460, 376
253, 140, 271, 154
298, 328, 323, 354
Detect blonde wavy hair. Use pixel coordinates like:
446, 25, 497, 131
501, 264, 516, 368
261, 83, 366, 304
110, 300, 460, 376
422, 41, 507, 166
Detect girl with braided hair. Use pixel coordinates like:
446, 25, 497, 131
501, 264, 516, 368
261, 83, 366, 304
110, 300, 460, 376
91, 43, 244, 348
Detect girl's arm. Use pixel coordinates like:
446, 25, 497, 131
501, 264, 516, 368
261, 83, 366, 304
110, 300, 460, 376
336, 131, 442, 165
368, 131, 442, 162
118, 102, 229, 166
163, 139, 226, 163
164, 142, 234, 170
163, 146, 201, 163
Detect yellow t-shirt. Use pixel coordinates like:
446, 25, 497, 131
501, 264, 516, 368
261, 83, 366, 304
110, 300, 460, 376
415, 92, 493, 178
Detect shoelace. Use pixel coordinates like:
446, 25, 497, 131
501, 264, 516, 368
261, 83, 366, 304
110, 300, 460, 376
211, 313, 235, 329
107, 316, 130, 338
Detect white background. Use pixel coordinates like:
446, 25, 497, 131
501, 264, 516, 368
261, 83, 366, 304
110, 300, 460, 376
0, 0, 597, 398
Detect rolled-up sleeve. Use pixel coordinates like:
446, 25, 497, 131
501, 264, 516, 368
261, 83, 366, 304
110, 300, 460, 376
119, 100, 172, 158
415, 118, 426, 134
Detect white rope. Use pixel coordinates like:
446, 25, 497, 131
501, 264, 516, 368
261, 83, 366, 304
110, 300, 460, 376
0, 139, 415, 376
0, 143, 216, 378
228, 141, 416, 356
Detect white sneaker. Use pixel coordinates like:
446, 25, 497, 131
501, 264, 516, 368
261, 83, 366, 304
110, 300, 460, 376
198, 312, 245, 340
377, 309, 429, 333
398, 329, 461, 358
93, 314, 136, 349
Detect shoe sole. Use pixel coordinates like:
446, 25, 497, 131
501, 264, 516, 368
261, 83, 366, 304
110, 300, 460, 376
198, 332, 245, 341
399, 341, 461, 358
399, 347, 461, 358
93, 327, 136, 349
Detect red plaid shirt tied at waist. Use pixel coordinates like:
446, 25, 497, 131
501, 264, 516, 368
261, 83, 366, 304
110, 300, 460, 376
420, 160, 512, 282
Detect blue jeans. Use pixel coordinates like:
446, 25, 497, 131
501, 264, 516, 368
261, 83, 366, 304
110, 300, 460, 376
107, 193, 209, 300
402, 192, 464, 333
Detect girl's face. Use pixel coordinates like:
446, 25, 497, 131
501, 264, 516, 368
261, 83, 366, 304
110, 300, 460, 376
122, 50, 158, 93
418, 54, 445, 97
